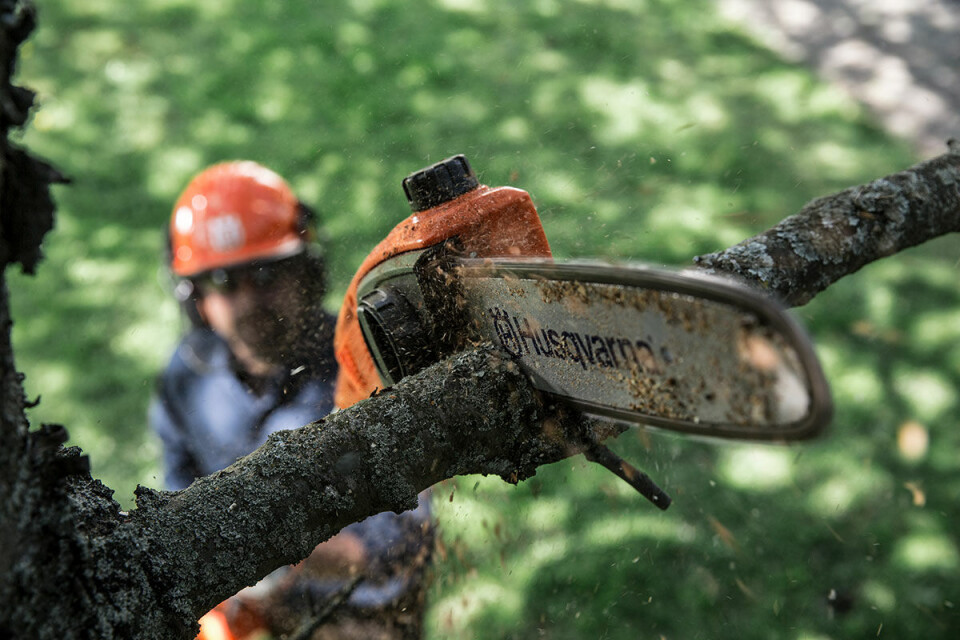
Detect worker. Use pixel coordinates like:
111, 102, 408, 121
150, 161, 432, 640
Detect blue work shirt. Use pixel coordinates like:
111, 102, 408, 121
149, 325, 431, 611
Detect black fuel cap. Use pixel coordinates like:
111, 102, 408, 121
402, 154, 479, 212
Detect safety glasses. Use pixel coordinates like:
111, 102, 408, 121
191, 255, 300, 296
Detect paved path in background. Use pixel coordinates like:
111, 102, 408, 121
720, 0, 960, 158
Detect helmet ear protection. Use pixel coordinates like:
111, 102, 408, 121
296, 201, 316, 240
162, 227, 204, 327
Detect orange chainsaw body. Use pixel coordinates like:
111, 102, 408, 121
334, 180, 551, 409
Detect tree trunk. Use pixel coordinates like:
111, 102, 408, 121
3, 2, 960, 637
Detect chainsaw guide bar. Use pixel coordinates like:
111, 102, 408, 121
356, 251, 832, 442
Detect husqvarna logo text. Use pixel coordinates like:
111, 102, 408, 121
489, 307, 660, 373
206, 214, 246, 252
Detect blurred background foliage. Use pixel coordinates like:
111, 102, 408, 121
7, 0, 959, 637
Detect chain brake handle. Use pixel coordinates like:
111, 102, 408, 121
584, 441, 672, 510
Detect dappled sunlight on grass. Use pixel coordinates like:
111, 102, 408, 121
861, 579, 897, 614
807, 468, 890, 517
496, 116, 531, 143
145, 146, 206, 198
31, 98, 79, 133
435, 0, 489, 14
644, 182, 761, 258
66, 257, 137, 291
893, 533, 960, 573
537, 169, 586, 204
893, 368, 956, 423
579, 77, 661, 144
17, 360, 71, 403
434, 477, 522, 549
112, 305, 180, 368
831, 362, 885, 410
911, 310, 960, 352
429, 579, 523, 637
583, 514, 696, 545
808, 141, 872, 180
516, 536, 570, 573
519, 498, 571, 531
529, 48, 570, 73
862, 280, 897, 329
718, 445, 795, 491
350, 177, 387, 224
571, 0, 647, 13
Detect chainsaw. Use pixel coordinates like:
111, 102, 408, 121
333, 155, 833, 509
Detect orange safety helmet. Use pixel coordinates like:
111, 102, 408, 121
169, 161, 308, 277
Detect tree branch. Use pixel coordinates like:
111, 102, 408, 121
694, 142, 960, 306
100, 347, 608, 637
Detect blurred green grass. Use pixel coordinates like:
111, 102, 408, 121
8, 0, 960, 637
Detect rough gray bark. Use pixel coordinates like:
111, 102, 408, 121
3, 2, 960, 637
137, 349, 610, 631
694, 141, 960, 306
